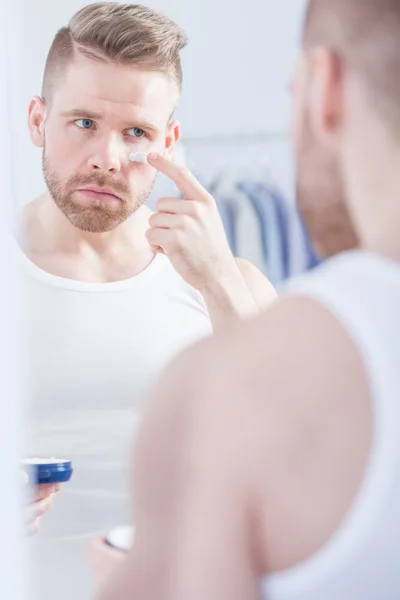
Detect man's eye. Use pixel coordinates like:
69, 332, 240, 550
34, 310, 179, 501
129, 127, 145, 138
75, 119, 94, 129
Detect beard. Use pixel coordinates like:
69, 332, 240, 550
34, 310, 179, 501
296, 112, 359, 259
42, 150, 156, 233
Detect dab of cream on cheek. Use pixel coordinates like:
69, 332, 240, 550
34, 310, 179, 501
128, 151, 148, 164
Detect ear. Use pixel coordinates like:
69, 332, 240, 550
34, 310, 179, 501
308, 48, 343, 142
28, 96, 46, 148
164, 120, 181, 159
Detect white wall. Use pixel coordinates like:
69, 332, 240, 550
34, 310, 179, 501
7, 0, 307, 209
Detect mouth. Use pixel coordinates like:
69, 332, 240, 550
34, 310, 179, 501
77, 188, 121, 202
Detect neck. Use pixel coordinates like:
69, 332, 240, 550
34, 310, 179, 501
355, 177, 400, 265
18, 192, 152, 257
363, 215, 400, 264
344, 103, 400, 264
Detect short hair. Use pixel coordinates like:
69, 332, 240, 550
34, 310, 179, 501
303, 0, 400, 128
42, 2, 188, 102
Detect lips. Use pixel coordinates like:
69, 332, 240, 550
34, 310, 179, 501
77, 188, 121, 202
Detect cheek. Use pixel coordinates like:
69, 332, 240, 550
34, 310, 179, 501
43, 147, 77, 187
127, 164, 156, 188
45, 122, 83, 157
44, 132, 66, 161
45, 127, 84, 171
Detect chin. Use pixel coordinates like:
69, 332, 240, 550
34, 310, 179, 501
67, 213, 127, 234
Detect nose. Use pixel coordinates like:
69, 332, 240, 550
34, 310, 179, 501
88, 134, 123, 174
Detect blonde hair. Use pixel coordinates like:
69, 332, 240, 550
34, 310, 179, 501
42, 2, 188, 102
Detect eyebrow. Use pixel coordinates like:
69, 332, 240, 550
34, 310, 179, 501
61, 109, 104, 120
61, 108, 160, 133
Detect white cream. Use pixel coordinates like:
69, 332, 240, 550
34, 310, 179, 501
21, 457, 68, 465
106, 525, 135, 552
128, 151, 148, 164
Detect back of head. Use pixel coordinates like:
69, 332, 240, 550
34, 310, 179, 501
42, 2, 188, 103
293, 0, 400, 259
303, 0, 400, 134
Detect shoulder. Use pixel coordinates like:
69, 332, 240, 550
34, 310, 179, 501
14, 196, 45, 252
161, 294, 372, 570
235, 258, 278, 309
160, 293, 367, 428
190, 292, 367, 399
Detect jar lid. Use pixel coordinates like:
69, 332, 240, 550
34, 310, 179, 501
20, 458, 73, 485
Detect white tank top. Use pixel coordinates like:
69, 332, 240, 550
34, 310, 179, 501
16, 246, 212, 600
263, 250, 400, 600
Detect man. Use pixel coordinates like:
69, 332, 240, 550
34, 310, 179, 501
96, 0, 400, 599
15, 3, 276, 599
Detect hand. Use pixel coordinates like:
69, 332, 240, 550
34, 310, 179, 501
85, 536, 126, 589
22, 472, 60, 535
146, 153, 238, 293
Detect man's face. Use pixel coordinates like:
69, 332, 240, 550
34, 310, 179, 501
290, 52, 359, 259
31, 54, 179, 233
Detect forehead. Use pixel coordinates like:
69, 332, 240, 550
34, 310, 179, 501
50, 54, 177, 126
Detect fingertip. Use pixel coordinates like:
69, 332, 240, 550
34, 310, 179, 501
147, 152, 159, 162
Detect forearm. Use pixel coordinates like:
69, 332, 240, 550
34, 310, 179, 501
200, 263, 261, 330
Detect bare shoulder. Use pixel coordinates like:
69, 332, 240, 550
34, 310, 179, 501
146, 293, 369, 448
164, 294, 372, 571
185, 293, 369, 413
155, 292, 364, 405
129, 295, 372, 597
14, 196, 44, 250
235, 257, 278, 309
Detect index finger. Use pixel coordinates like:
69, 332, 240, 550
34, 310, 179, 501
147, 153, 211, 202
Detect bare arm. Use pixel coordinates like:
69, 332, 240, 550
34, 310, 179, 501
200, 258, 278, 330
236, 259, 278, 309
144, 153, 277, 330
